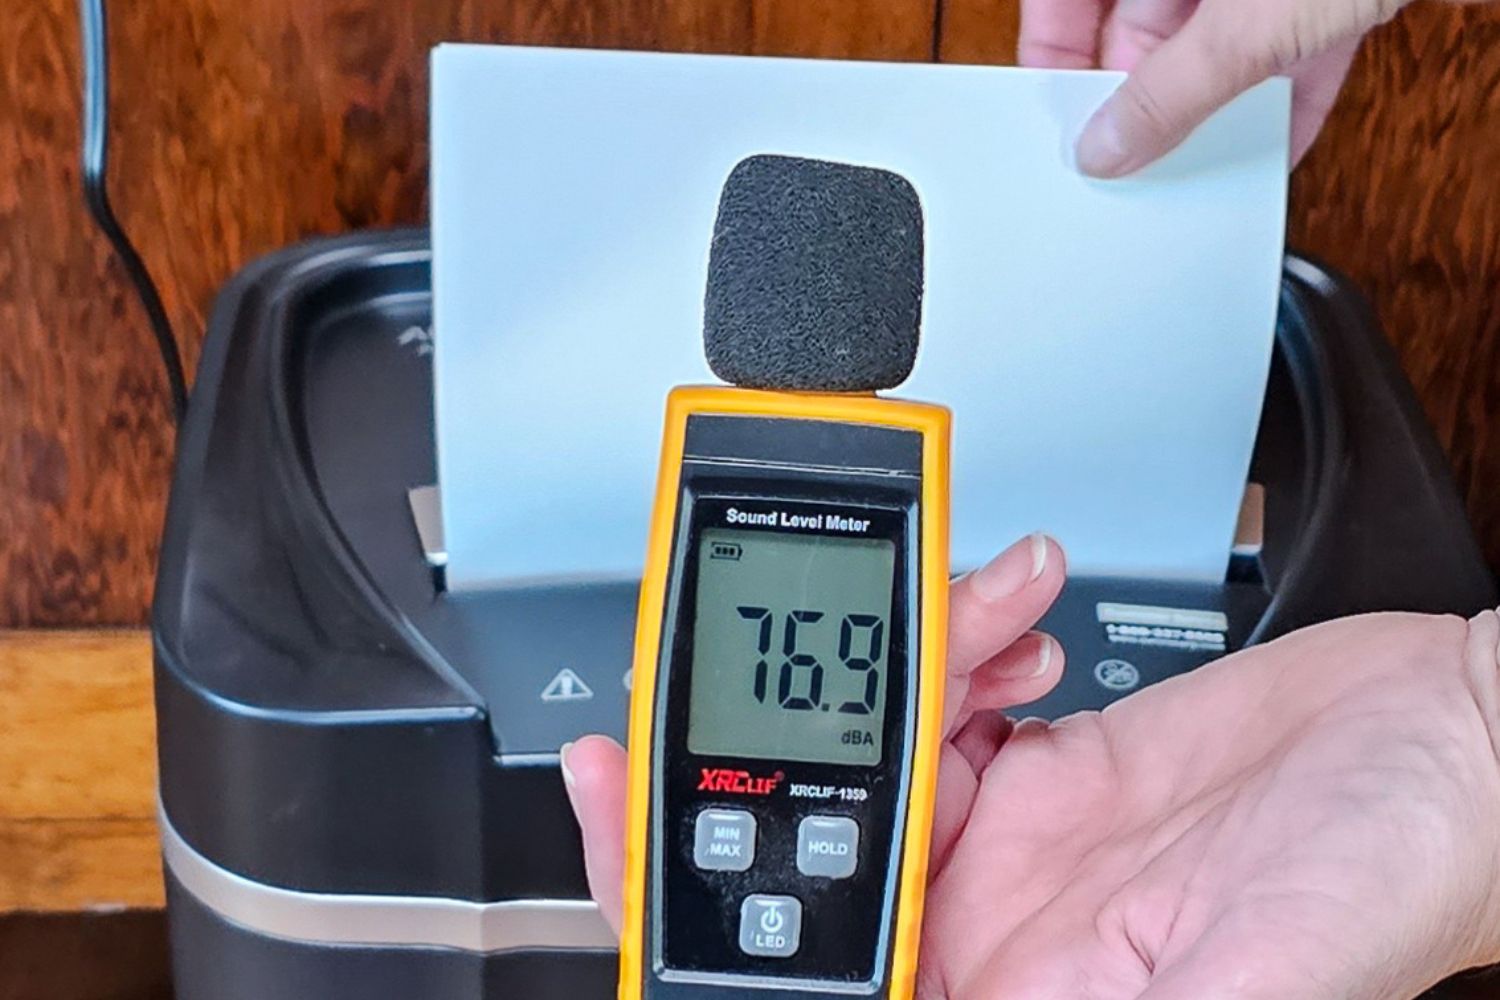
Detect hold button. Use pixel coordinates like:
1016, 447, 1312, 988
797, 815, 859, 879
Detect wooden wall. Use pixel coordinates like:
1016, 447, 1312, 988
0, 911, 170, 1000
2, 0, 1497, 629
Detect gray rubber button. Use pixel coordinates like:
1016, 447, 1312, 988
738, 895, 802, 957
693, 809, 756, 872
796, 815, 859, 879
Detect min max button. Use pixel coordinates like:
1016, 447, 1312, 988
692, 809, 756, 872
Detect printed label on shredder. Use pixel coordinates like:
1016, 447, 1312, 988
1096, 602, 1227, 652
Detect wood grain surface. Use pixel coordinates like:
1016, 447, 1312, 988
0, 630, 161, 912
0, 0, 1496, 632
1290, 6, 1500, 567
0, 0, 933, 628
0, 911, 171, 1000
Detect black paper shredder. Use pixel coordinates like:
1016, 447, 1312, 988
152, 228, 1497, 1000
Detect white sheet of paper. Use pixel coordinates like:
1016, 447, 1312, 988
431, 44, 1290, 589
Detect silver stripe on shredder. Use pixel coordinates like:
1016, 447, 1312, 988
159, 803, 616, 954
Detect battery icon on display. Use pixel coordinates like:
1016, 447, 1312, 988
710, 542, 743, 561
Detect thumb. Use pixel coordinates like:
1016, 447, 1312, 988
560, 735, 629, 936
1074, 1, 1278, 177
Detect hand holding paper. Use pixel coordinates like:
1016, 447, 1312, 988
1024, 0, 1476, 174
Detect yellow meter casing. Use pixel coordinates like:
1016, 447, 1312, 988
620, 385, 950, 1000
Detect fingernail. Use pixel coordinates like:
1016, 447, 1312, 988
1030, 634, 1055, 678
970, 533, 1049, 602
995, 634, 1055, 680
1075, 105, 1132, 178
1028, 533, 1048, 582
559, 741, 578, 791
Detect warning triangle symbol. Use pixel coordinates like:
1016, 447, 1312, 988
540, 667, 594, 703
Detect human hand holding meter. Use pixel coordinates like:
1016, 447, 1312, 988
567, 595, 1500, 999
564, 531, 1069, 941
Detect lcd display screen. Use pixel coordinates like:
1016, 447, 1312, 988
686, 528, 897, 766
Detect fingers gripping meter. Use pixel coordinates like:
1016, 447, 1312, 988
620, 156, 950, 999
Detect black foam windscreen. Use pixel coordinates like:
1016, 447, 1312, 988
703, 154, 924, 392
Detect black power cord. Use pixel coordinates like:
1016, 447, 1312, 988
78, 0, 189, 424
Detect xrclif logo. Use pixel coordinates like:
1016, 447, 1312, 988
697, 768, 785, 796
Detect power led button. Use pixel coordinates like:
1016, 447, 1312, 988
739, 895, 802, 958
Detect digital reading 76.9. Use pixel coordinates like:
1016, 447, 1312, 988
686, 528, 897, 766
